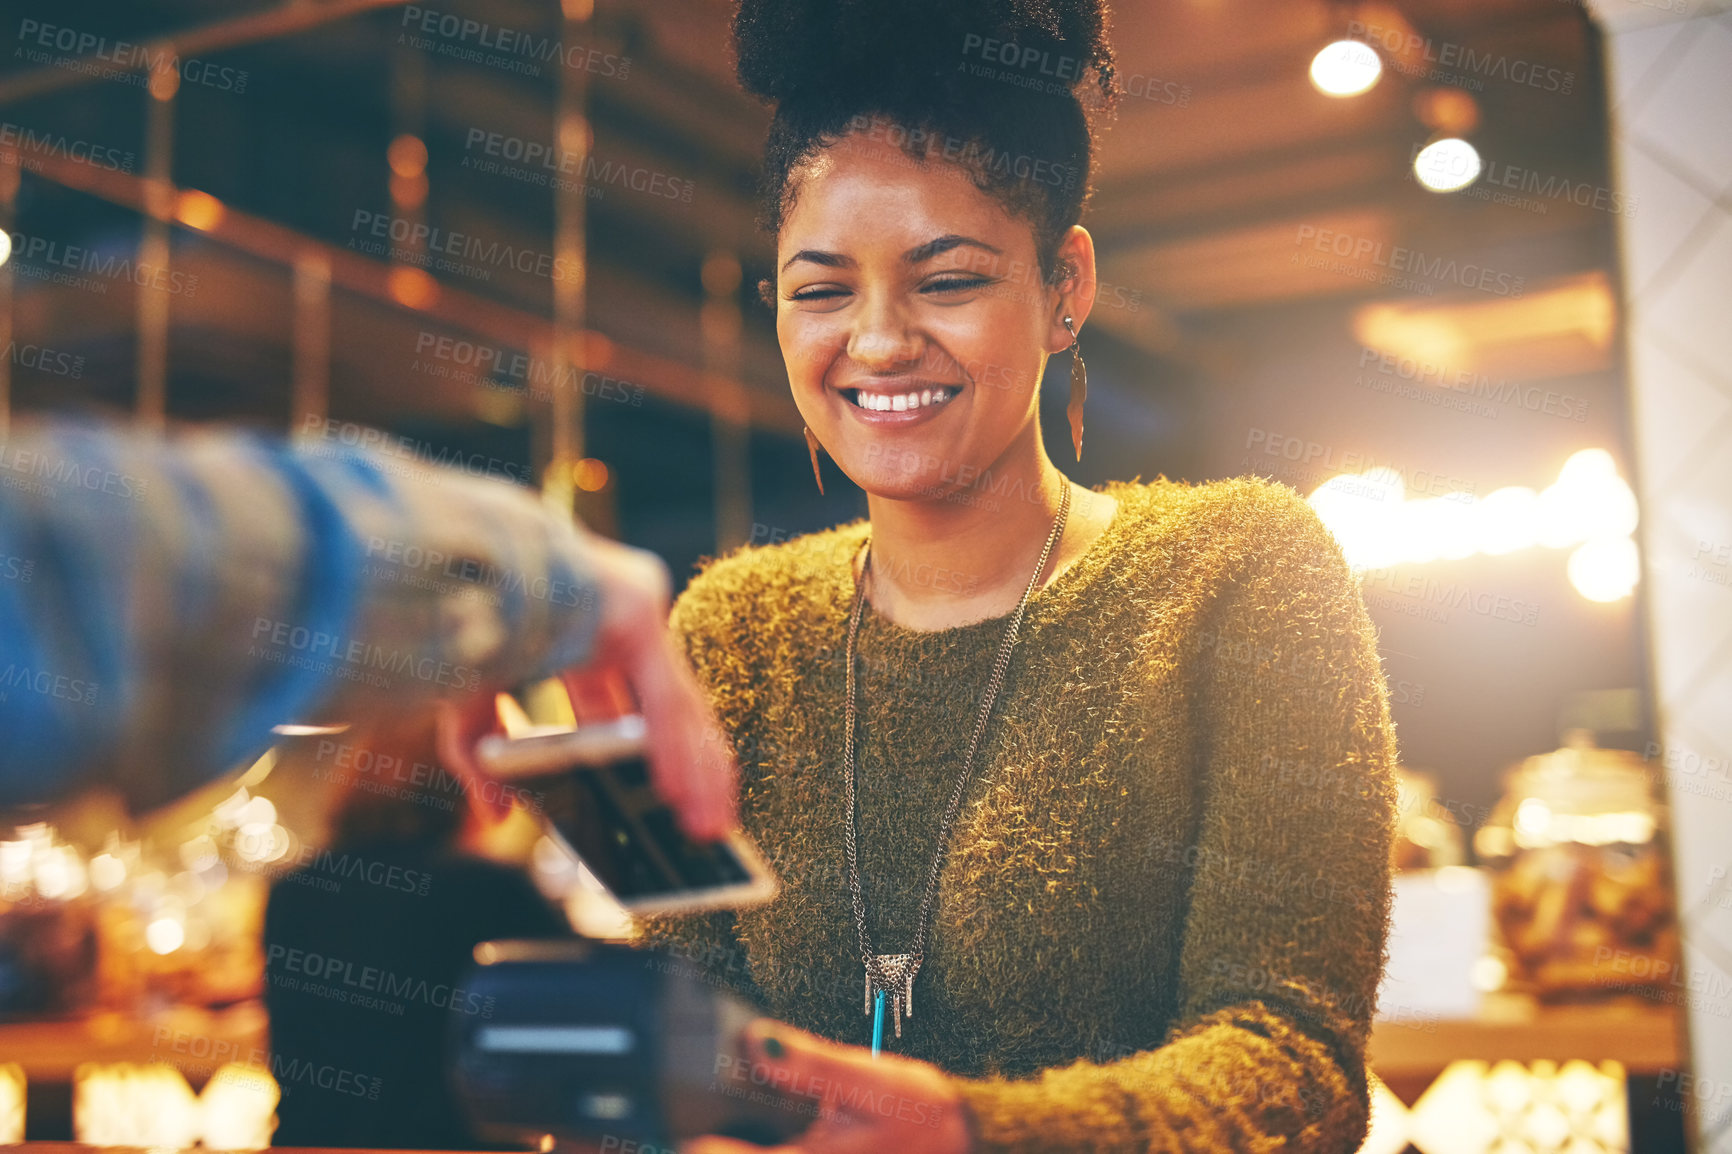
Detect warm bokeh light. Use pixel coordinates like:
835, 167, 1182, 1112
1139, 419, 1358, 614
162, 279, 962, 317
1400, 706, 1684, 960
1353, 272, 1617, 385
89, 853, 127, 892
148, 66, 180, 102
1306, 468, 1409, 571
559, 112, 593, 158
0, 1064, 22, 1145
174, 189, 225, 232
1414, 138, 1482, 192
387, 265, 439, 309
1309, 449, 1641, 601
1477, 487, 1541, 556
74, 1065, 201, 1148
1568, 536, 1641, 603
572, 457, 610, 492
33, 844, 88, 900
200, 1064, 280, 1151
1309, 39, 1382, 97
145, 915, 186, 955
212, 786, 252, 829
236, 796, 278, 828
387, 134, 429, 178
1539, 449, 1639, 547
0, 228, 11, 269
1413, 87, 1480, 135
702, 251, 743, 296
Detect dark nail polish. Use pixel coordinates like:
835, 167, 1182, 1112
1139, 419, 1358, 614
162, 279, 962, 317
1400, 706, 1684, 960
762, 1034, 785, 1059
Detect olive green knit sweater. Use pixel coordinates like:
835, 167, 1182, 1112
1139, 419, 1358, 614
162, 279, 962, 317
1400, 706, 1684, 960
634, 477, 1398, 1153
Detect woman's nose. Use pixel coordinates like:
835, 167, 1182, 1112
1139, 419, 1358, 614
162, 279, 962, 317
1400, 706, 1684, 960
846, 300, 921, 370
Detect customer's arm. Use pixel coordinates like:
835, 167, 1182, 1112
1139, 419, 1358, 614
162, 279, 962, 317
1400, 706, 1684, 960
0, 420, 729, 833
947, 484, 1399, 1153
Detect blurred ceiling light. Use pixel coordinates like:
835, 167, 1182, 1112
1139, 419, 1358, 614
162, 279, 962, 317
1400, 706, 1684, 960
1310, 39, 1383, 97
559, 113, 593, 157
0, 229, 11, 268
1477, 487, 1541, 555
387, 134, 428, 178
572, 457, 610, 492
1413, 87, 1480, 135
388, 265, 439, 309
148, 65, 180, 102
1309, 448, 1640, 601
1414, 137, 1481, 192
388, 135, 430, 209
1353, 272, 1617, 384
174, 189, 225, 232
1568, 535, 1640, 603
1537, 449, 1638, 546
271, 722, 350, 736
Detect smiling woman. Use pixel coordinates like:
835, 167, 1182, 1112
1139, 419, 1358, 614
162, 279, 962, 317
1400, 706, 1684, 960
631, 1, 1398, 1152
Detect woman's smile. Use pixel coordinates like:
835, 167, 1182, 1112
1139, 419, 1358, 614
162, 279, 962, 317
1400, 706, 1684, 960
836, 380, 963, 425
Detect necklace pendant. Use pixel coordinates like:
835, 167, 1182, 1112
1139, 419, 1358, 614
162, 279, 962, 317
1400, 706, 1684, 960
864, 953, 919, 1039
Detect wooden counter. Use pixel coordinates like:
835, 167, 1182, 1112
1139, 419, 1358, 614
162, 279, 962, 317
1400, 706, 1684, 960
1369, 992, 1683, 1081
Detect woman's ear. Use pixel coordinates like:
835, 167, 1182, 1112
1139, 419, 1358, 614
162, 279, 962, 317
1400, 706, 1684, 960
1049, 225, 1098, 350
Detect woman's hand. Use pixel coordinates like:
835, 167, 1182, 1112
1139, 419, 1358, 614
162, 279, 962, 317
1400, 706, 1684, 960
683, 1019, 975, 1154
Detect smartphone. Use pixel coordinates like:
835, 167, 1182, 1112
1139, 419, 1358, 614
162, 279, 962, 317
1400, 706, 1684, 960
475, 717, 778, 917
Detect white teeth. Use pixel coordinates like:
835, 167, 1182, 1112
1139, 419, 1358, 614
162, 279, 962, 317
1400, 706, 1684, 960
851, 387, 955, 412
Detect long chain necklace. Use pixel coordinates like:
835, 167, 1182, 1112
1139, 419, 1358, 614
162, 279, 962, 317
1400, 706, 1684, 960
842, 481, 1072, 1055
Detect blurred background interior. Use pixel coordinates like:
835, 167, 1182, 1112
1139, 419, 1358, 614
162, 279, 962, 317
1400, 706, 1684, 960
2, 0, 1729, 1151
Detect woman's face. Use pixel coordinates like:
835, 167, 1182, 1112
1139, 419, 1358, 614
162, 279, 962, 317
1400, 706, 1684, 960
774, 129, 1082, 501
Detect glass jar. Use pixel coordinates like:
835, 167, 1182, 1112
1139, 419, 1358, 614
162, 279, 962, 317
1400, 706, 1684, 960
1474, 731, 1677, 1000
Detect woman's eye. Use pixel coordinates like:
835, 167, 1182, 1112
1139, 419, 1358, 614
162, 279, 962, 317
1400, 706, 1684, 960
788, 286, 850, 302
924, 276, 993, 295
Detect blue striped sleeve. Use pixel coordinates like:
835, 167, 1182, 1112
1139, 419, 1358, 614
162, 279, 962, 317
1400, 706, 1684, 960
0, 421, 603, 810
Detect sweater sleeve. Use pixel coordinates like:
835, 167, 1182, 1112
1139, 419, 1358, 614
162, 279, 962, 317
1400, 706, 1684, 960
950, 482, 1399, 1154
626, 557, 770, 1009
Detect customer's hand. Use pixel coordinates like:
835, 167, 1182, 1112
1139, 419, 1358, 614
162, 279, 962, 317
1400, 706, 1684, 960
436, 532, 738, 841
683, 1019, 975, 1154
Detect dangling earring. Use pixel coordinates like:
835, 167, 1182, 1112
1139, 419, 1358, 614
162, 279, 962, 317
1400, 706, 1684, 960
1063, 315, 1087, 462
804, 426, 826, 496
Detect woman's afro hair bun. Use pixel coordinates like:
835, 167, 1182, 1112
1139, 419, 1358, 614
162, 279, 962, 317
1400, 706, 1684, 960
732, 0, 1118, 109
